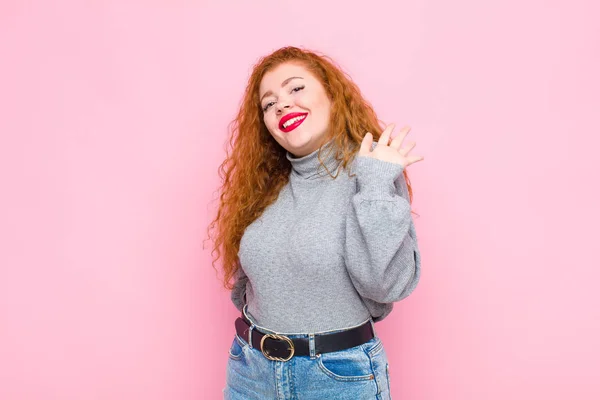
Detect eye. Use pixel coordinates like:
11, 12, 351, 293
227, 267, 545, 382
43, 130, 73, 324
263, 101, 275, 112
291, 85, 305, 93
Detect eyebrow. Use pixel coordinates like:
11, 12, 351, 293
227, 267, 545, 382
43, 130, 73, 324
260, 76, 304, 102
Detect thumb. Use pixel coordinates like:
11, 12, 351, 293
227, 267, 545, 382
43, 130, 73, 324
360, 132, 373, 155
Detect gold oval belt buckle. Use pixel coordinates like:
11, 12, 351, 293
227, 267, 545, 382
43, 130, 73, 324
260, 333, 295, 362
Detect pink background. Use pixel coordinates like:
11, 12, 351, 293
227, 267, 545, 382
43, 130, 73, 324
1, 0, 599, 399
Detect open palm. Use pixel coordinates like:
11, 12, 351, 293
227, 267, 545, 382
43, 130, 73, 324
359, 124, 424, 169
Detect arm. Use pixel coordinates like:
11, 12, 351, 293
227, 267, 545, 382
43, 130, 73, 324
344, 153, 421, 304
230, 265, 249, 312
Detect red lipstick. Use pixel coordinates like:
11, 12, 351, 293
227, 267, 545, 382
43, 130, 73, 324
279, 112, 308, 133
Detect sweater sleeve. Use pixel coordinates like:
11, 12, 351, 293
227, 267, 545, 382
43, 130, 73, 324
230, 265, 249, 312
344, 153, 421, 304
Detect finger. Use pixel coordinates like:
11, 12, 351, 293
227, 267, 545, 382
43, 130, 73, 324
390, 126, 411, 150
378, 123, 395, 146
399, 140, 416, 155
405, 155, 425, 166
360, 132, 373, 155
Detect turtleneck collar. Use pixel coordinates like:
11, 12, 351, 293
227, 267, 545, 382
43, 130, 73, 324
285, 139, 342, 180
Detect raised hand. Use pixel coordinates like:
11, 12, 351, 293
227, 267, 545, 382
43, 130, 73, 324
359, 124, 424, 169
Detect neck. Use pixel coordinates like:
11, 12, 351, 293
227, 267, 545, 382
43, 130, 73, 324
285, 139, 341, 180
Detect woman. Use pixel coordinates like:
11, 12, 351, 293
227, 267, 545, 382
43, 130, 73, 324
208, 46, 424, 399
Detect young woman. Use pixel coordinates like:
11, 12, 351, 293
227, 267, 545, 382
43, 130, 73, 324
208, 46, 424, 399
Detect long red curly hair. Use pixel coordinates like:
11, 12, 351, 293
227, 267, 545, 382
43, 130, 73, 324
207, 46, 416, 290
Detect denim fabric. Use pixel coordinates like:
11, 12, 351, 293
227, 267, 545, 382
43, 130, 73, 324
223, 311, 392, 399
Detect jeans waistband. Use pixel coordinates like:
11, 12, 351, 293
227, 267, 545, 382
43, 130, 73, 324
241, 303, 377, 339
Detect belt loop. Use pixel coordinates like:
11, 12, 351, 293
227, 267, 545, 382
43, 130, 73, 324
248, 325, 254, 349
369, 318, 377, 338
242, 304, 255, 349
308, 333, 316, 359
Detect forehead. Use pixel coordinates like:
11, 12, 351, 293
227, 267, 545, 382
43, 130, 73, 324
259, 62, 315, 93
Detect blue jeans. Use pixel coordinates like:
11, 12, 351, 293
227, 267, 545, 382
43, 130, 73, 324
223, 308, 392, 399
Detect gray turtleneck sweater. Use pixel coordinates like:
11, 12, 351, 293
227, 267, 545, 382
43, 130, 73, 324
231, 140, 421, 334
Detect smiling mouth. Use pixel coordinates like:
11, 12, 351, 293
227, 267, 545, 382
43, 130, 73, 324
280, 114, 307, 132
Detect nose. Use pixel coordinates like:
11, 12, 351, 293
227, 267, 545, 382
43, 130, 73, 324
276, 98, 291, 113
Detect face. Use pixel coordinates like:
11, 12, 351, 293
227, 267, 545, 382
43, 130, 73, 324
259, 62, 332, 158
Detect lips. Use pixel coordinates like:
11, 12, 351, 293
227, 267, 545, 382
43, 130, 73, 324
279, 112, 308, 133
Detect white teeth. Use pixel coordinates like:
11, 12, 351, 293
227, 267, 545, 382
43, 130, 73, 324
282, 115, 306, 129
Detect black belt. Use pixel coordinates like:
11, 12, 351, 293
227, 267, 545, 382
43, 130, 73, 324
234, 312, 375, 362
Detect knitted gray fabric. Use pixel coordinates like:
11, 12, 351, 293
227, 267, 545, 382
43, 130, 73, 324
230, 139, 421, 334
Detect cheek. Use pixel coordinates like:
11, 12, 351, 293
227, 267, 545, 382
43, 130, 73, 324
304, 94, 330, 118
312, 101, 331, 123
264, 114, 278, 133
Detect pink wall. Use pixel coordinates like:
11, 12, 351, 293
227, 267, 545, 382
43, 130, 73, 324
1, 0, 598, 399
